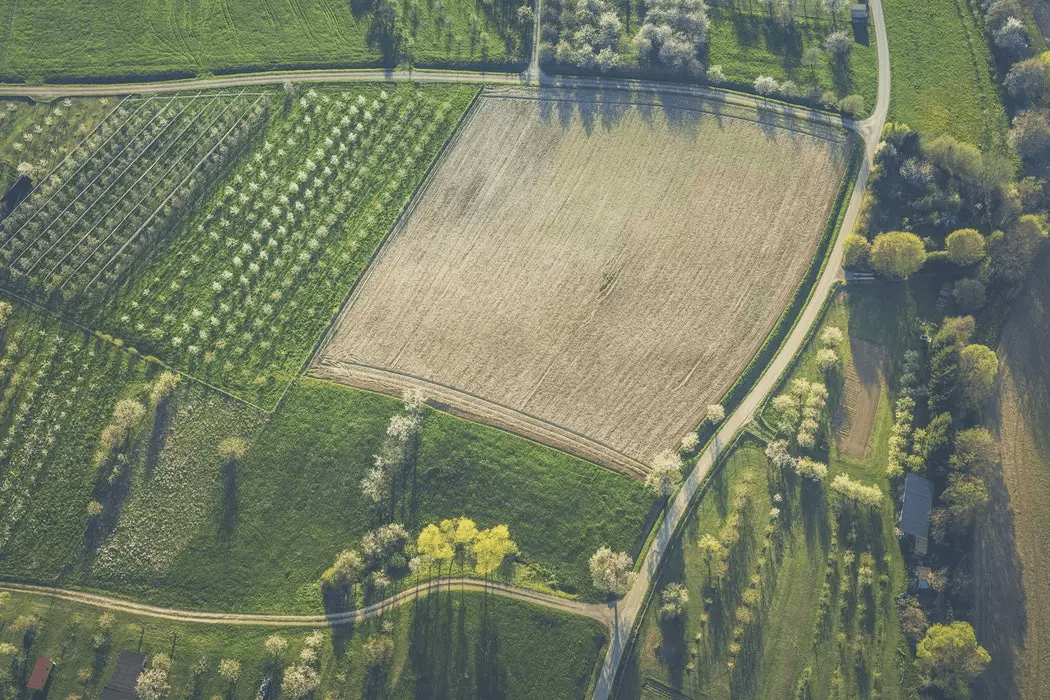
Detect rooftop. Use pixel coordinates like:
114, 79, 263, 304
900, 472, 933, 539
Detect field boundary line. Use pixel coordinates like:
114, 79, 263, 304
282, 86, 485, 415
0, 578, 613, 629
311, 359, 649, 478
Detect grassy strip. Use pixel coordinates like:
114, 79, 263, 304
0, 588, 606, 700
882, 0, 1009, 149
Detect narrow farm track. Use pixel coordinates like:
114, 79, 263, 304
0, 579, 613, 629
590, 0, 890, 696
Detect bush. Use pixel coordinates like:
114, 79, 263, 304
707, 64, 726, 83
843, 233, 870, 267
953, 278, 987, 311
824, 31, 851, 59
838, 95, 865, 115
829, 474, 882, 507
1004, 57, 1049, 106
945, 228, 986, 265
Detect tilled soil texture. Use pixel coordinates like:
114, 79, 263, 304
317, 88, 851, 470
834, 338, 889, 459
975, 262, 1050, 700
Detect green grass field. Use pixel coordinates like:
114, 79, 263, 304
0, 588, 606, 700
0, 0, 527, 82
882, 0, 1009, 149
613, 286, 921, 700
0, 319, 652, 613
708, 14, 879, 113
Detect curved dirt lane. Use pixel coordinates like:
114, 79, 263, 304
0, 579, 613, 629
588, 0, 890, 697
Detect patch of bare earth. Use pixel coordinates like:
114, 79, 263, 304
833, 339, 888, 459
315, 88, 849, 472
974, 262, 1050, 700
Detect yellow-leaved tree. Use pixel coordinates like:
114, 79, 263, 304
472, 525, 517, 583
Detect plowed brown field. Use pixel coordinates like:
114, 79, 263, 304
316, 88, 850, 470
975, 261, 1050, 700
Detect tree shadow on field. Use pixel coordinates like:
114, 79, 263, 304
219, 458, 239, 537
655, 544, 688, 689
145, 398, 172, 476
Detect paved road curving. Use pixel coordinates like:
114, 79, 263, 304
588, 1, 891, 698
0, 579, 613, 629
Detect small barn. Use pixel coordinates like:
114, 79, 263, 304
900, 472, 932, 556
851, 3, 869, 24
100, 651, 145, 700
27, 657, 52, 691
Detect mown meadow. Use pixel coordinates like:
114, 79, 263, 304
0, 588, 606, 700
0, 0, 530, 82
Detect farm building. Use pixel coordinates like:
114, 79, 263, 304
100, 651, 145, 700
27, 657, 51, 691
851, 3, 869, 23
900, 473, 932, 556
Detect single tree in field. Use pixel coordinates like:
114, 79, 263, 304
823, 30, 851, 60
218, 660, 241, 685
280, 664, 319, 699
869, 231, 926, 279
696, 533, 726, 582
218, 436, 247, 462
589, 547, 636, 597
264, 634, 288, 663
916, 622, 990, 698
645, 450, 683, 497
658, 582, 689, 620
945, 229, 985, 266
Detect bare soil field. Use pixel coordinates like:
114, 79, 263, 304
316, 87, 850, 470
975, 262, 1050, 700
833, 339, 889, 459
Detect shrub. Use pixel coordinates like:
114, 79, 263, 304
829, 474, 882, 507
0, 301, 11, 329
945, 228, 986, 265
838, 95, 865, 115
218, 436, 248, 461
843, 233, 870, 267
707, 64, 726, 83
796, 457, 829, 481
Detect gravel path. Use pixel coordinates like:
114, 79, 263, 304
0, 579, 613, 628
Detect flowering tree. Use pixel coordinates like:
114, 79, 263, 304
645, 449, 683, 497
218, 660, 241, 684
658, 582, 689, 620
589, 547, 636, 597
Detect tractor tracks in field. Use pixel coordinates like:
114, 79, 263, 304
0, 579, 613, 629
